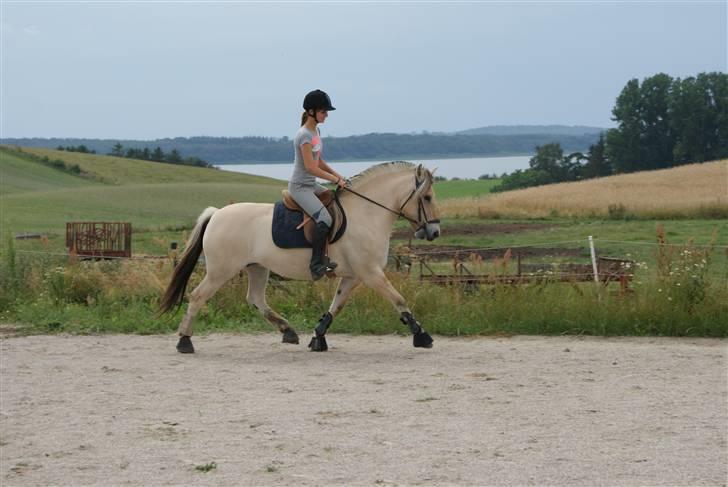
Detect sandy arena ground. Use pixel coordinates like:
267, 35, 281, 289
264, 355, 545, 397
1, 333, 726, 486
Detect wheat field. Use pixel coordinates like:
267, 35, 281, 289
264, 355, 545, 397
440, 159, 728, 219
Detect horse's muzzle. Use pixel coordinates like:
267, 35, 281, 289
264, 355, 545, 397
415, 221, 441, 241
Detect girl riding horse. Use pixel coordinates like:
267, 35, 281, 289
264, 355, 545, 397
289, 89, 347, 280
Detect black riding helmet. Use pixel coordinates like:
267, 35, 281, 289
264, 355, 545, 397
303, 89, 336, 112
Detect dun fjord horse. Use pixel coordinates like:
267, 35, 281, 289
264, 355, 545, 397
159, 162, 441, 353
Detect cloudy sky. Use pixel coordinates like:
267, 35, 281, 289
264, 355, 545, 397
1, 1, 725, 139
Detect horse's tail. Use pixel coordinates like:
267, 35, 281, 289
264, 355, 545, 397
158, 207, 218, 315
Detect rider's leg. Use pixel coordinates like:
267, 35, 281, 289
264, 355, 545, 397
288, 187, 337, 280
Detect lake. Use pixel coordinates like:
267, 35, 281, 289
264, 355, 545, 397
218, 155, 532, 181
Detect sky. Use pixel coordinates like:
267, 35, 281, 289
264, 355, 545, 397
1, 1, 726, 139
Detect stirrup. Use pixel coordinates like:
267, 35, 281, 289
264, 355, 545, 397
311, 261, 337, 281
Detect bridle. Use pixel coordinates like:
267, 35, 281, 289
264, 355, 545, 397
340, 172, 440, 232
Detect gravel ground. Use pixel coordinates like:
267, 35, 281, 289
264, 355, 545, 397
1, 333, 726, 486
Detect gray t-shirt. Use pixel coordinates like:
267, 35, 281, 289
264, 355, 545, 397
290, 126, 322, 189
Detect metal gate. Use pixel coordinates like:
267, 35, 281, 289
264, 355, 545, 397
66, 222, 132, 258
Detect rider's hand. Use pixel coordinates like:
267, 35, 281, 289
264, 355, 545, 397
336, 177, 346, 189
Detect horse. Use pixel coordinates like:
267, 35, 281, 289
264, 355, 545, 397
158, 161, 441, 353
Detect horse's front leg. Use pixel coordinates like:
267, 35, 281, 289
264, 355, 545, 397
308, 276, 360, 352
361, 268, 433, 349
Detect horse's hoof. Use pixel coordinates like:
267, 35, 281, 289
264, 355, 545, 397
413, 331, 433, 349
308, 335, 328, 352
176, 335, 195, 353
282, 328, 300, 344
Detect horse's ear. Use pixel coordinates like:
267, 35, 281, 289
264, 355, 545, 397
416, 164, 425, 180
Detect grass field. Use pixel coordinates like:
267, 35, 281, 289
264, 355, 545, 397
431, 178, 501, 199
1, 145, 726, 338
2, 151, 98, 194
9, 146, 282, 185
1, 147, 286, 244
441, 159, 728, 219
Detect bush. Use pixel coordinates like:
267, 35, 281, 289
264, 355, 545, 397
491, 169, 553, 192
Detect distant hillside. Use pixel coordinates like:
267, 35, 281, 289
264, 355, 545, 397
1, 130, 600, 164
1, 146, 282, 186
440, 159, 728, 219
1, 148, 98, 195
0, 146, 286, 239
455, 125, 606, 136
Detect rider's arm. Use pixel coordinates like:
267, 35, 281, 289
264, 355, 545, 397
318, 158, 344, 182
301, 144, 342, 185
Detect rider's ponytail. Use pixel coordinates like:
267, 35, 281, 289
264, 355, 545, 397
301, 111, 308, 126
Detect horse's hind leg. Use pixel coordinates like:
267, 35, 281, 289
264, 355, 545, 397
176, 270, 234, 353
246, 264, 299, 344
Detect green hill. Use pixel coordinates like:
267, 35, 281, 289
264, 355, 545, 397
1, 149, 97, 194
5, 146, 282, 185
1, 146, 286, 245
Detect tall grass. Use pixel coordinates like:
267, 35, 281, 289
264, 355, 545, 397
2, 234, 726, 338
440, 160, 728, 219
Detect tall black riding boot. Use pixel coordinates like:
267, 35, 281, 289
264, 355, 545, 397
310, 221, 337, 281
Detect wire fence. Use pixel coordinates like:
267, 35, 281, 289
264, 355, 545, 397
10, 237, 728, 259
9, 238, 728, 277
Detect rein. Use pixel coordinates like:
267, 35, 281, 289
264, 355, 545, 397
340, 174, 440, 229
341, 186, 420, 225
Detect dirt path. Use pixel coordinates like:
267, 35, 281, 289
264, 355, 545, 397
1, 334, 726, 486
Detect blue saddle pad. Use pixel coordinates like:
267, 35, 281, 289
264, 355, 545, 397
272, 201, 312, 249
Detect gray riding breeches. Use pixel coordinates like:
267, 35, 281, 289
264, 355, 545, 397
287, 183, 332, 227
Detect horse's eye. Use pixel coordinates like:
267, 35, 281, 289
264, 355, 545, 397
424, 195, 432, 202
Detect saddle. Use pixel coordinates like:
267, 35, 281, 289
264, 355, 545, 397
271, 189, 347, 249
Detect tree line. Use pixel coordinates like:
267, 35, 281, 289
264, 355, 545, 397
56, 144, 96, 154
6, 133, 600, 164
492, 71, 727, 192
55, 142, 214, 168
108, 143, 215, 168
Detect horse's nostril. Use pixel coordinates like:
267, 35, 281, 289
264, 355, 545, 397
433, 230, 440, 238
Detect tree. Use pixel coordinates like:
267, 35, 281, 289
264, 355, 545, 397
151, 147, 165, 162
581, 133, 612, 178
166, 149, 182, 164
532, 148, 586, 183
638, 73, 674, 169
110, 143, 124, 157
561, 152, 587, 181
529, 143, 565, 181
607, 78, 644, 173
126, 148, 143, 159
491, 169, 553, 192
605, 71, 727, 173
671, 72, 728, 164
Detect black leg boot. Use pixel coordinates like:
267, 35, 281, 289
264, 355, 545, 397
310, 221, 337, 281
